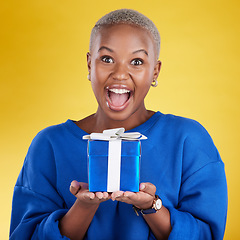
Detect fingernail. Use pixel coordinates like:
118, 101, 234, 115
140, 184, 145, 190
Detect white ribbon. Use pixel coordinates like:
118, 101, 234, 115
107, 139, 121, 192
83, 128, 147, 192
82, 128, 147, 141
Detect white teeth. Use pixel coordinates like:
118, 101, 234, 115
109, 89, 130, 94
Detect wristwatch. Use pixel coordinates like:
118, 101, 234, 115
133, 195, 162, 216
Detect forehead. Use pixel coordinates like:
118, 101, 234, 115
91, 24, 156, 56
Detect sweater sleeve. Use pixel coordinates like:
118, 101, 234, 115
10, 129, 70, 240
168, 122, 228, 240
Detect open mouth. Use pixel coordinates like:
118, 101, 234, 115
106, 87, 132, 111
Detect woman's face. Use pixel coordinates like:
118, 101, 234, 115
88, 24, 161, 122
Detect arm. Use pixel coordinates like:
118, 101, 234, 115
10, 129, 110, 240
168, 160, 227, 240
59, 181, 110, 240
11, 174, 110, 240
10, 184, 69, 240
143, 206, 171, 240
112, 161, 227, 240
112, 183, 171, 240
10, 131, 70, 239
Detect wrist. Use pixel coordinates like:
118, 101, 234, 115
135, 198, 154, 210
133, 195, 162, 216
75, 198, 100, 210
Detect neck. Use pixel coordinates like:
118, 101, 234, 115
92, 106, 154, 132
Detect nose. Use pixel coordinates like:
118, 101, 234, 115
112, 62, 129, 81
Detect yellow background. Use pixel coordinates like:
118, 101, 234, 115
0, 0, 239, 239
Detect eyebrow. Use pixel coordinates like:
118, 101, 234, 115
132, 49, 148, 56
98, 46, 113, 52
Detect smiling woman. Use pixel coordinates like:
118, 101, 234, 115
9, 8, 227, 240
86, 23, 161, 126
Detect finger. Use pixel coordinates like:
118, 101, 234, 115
102, 192, 109, 199
114, 191, 134, 203
123, 191, 135, 198
76, 190, 95, 202
139, 182, 156, 196
121, 191, 136, 203
96, 192, 104, 199
70, 180, 81, 195
112, 191, 124, 200
82, 191, 95, 200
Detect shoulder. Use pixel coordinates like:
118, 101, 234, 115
155, 113, 224, 185
162, 114, 222, 177
30, 120, 76, 146
25, 121, 73, 166
153, 112, 212, 141
161, 113, 204, 129
168, 115, 217, 154
153, 112, 220, 160
16, 123, 65, 189
34, 121, 67, 139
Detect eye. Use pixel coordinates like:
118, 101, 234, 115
101, 56, 114, 63
131, 58, 144, 66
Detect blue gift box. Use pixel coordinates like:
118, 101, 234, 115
88, 139, 141, 192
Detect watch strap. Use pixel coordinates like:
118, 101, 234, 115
133, 195, 162, 216
141, 208, 157, 214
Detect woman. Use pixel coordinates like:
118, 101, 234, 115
10, 9, 227, 240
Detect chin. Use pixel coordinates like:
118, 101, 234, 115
105, 105, 140, 124
106, 110, 131, 122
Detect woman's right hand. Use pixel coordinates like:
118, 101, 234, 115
59, 180, 111, 239
70, 180, 111, 206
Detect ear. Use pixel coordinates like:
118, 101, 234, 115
87, 52, 91, 73
153, 60, 161, 80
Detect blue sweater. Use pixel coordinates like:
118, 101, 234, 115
10, 112, 228, 239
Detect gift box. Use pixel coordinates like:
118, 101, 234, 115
83, 128, 147, 192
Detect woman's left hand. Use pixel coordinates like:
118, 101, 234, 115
111, 182, 156, 209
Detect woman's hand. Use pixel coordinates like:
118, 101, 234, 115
112, 183, 171, 240
70, 180, 111, 206
60, 180, 111, 239
111, 182, 156, 209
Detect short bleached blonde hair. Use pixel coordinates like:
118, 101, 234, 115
89, 9, 161, 59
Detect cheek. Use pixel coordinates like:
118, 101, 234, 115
90, 70, 107, 98
92, 62, 110, 82
131, 68, 153, 86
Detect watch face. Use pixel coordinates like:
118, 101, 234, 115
155, 199, 162, 210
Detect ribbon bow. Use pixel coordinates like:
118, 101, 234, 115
82, 128, 147, 141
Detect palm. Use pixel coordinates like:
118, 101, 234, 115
111, 182, 156, 209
